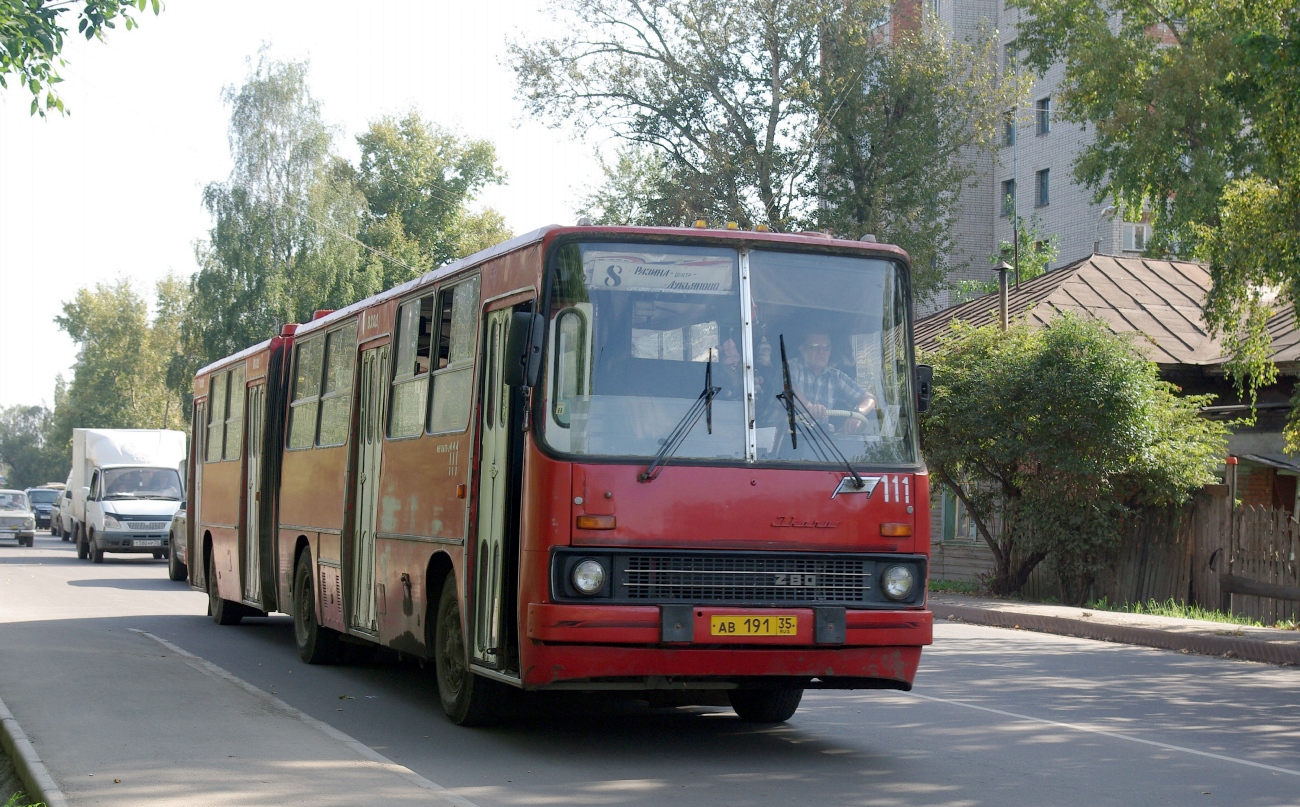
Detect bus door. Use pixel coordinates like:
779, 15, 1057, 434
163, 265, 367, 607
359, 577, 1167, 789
243, 383, 265, 602
471, 308, 517, 669
350, 345, 389, 634
191, 399, 207, 590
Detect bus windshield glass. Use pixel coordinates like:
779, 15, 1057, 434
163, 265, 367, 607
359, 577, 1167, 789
542, 241, 918, 467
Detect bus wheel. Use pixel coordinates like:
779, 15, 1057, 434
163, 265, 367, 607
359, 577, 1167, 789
728, 688, 804, 723
293, 555, 339, 664
208, 553, 243, 626
433, 579, 505, 726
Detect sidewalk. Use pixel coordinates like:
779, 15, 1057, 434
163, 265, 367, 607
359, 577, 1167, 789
931, 593, 1300, 666
0, 627, 476, 807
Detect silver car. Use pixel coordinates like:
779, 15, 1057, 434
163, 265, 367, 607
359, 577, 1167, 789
167, 504, 188, 581
0, 490, 37, 547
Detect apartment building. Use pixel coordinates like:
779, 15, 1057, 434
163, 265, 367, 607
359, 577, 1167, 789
920, 1, 1151, 312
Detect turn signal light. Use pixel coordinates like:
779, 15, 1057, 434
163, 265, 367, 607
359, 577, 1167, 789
456, 484, 466, 499
576, 515, 617, 530
693, 219, 708, 228
880, 523, 913, 538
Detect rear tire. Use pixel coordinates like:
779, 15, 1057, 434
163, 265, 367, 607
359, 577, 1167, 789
293, 554, 339, 664
208, 553, 243, 625
433, 578, 508, 726
728, 688, 804, 723
167, 534, 187, 582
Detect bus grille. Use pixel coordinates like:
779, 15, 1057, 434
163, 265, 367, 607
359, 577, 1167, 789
621, 555, 871, 604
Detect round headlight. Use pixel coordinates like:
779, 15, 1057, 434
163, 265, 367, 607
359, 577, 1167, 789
571, 559, 606, 594
24, 517, 35, 529
881, 565, 915, 601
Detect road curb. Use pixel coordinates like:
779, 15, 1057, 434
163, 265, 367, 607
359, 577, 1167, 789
0, 695, 68, 807
933, 602, 1300, 666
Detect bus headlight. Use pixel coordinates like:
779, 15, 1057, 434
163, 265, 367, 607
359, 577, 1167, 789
881, 565, 915, 601
571, 559, 607, 595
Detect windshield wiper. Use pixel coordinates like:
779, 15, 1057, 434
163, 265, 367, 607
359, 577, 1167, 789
776, 335, 799, 450
639, 354, 722, 482
773, 334, 865, 490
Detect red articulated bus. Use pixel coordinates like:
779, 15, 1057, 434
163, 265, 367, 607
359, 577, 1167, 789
186, 224, 934, 725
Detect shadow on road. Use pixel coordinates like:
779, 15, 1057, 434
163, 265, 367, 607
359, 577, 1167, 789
67, 577, 181, 591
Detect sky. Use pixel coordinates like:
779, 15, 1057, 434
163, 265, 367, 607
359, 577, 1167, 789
0, 0, 604, 410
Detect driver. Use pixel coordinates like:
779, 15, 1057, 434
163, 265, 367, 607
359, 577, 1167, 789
788, 331, 876, 435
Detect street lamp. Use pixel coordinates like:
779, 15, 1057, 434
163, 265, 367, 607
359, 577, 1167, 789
1093, 206, 1117, 254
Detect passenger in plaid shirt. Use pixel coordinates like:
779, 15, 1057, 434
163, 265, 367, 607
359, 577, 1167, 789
789, 331, 876, 435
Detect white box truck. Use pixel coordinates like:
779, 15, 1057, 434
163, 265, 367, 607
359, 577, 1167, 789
70, 429, 187, 563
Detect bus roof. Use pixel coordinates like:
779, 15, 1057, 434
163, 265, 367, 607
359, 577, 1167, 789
289, 224, 910, 342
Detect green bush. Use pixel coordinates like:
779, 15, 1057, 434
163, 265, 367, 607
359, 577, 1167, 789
922, 315, 1228, 603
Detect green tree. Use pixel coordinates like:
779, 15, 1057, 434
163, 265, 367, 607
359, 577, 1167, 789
354, 110, 510, 288
922, 316, 1227, 601
54, 278, 184, 443
511, 0, 826, 232
0, 0, 159, 116
812, 12, 1020, 296
1011, 0, 1300, 440
511, 0, 1019, 300
0, 404, 67, 488
577, 144, 703, 226
185, 53, 385, 384
956, 212, 1060, 302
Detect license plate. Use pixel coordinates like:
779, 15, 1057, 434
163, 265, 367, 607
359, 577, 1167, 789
0, 532, 14, 539
710, 615, 798, 636
134, 539, 162, 547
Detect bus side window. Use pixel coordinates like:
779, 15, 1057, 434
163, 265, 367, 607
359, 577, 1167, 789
317, 321, 358, 447
552, 307, 586, 427
206, 370, 228, 462
288, 338, 324, 449
429, 276, 480, 434
390, 296, 434, 439
224, 364, 246, 460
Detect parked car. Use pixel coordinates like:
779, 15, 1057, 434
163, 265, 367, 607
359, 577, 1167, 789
25, 487, 60, 530
167, 503, 187, 582
0, 490, 36, 547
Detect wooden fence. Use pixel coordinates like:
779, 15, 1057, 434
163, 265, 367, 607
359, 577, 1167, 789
930, 484, 1300, 622
1226, 506, 1300, 624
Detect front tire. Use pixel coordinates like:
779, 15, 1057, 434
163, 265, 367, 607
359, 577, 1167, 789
167, 534, 187, 582
433, 578, 507, 726
90, 531, 104, 564
207, 553, 243, 625
75, 525, 88, 559
293, 554, 339, 664
728, 688, 804, 723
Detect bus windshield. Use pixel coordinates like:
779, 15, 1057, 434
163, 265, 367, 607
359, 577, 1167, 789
541, 241, 919, 468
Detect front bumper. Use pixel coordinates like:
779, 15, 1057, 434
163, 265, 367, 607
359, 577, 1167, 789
97, 532, 168, 553
521, 603, 931, 689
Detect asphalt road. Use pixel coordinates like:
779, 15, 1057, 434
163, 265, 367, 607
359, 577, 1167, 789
2, 530, 1299, 807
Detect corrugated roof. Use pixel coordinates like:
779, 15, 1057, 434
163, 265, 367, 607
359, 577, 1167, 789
915, 253, 1297, 369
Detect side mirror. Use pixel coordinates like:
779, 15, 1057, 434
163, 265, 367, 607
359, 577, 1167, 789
179, 501, 187, 511
916, 364, 934, 413
79, 486, 91, 502
504, 311, 545, 388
